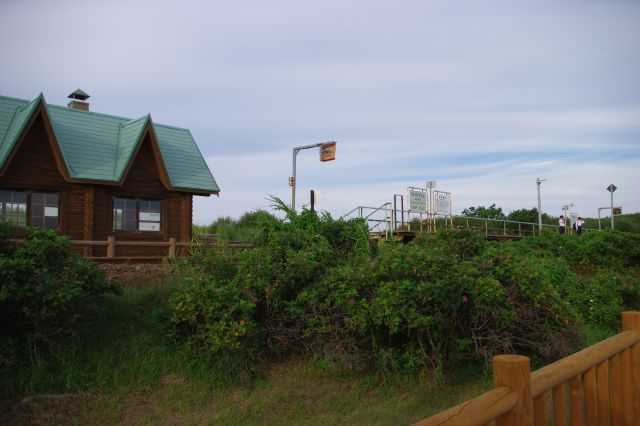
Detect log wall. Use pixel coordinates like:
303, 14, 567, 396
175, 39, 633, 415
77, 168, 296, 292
0, 113, 197, 257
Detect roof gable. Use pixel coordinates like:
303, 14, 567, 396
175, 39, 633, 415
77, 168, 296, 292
115, 114, 151, 181
0, 94, 219, 194
0, 94, 42, 167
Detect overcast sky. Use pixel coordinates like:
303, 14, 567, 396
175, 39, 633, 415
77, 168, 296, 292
2, 0, 639, 224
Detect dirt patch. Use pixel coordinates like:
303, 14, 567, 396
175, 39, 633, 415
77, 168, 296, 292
99, 263, 174, 288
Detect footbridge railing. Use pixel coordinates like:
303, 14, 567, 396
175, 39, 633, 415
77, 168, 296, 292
342, 206, 596, 239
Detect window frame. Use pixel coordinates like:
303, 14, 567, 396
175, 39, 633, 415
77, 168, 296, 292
0, 188, 60, 230
112, 196, 162, 233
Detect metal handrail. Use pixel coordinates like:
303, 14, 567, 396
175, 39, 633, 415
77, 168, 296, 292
342, 206, 598, 238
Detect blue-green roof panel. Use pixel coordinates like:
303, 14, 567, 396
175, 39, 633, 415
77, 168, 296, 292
0, 95, 42, 167
154, 124, 220, 192
0, 94, 219, 193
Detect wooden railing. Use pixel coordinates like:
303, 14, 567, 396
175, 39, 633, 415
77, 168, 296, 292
71, 236, 186, 258
413, 311, 640, 425
71, 237, 254, 258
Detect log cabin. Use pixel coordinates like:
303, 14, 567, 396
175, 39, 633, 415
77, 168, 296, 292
0, 90, 219, 257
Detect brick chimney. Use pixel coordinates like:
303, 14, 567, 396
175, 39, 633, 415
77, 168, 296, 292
67, 89, 90, 111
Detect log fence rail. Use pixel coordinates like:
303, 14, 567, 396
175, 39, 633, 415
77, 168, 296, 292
413, 311, 640, 425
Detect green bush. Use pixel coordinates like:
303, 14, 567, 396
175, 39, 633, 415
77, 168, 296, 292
168, 271, 259, 358
169, 207, 637, 378
0, 227, 119, 369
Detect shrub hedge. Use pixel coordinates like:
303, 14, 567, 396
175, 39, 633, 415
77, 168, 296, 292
169, 209, 640, 376
0, 226, 120, 369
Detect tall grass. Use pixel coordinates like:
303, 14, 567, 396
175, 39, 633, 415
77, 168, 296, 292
0, 283, 220, 402
2, 283, 494, 426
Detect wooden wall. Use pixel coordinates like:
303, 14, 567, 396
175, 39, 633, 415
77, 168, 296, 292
0, 113, 196, 258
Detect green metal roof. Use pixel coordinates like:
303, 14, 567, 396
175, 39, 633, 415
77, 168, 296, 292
0, 94, 219, 194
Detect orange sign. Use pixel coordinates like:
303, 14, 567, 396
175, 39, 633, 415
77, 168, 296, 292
320, 142, 336, 162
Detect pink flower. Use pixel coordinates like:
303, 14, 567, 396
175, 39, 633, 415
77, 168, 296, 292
461, 294, 469, 303
251, 296, 258, 303
506, 295, 513, 302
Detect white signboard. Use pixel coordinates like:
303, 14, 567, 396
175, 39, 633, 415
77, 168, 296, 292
408, 189, 427, 213
44, 207, 58, 217
139, 222, 161, 232
139, 212, 161, 222
433, 191, 451, 215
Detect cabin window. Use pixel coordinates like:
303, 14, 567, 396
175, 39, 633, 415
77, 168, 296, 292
0, 189, 59, 229
113, 198, 161, 232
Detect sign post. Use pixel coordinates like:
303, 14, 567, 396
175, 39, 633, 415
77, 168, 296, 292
407, 187, 427, 231
607, 184, 617, 230
426, 180, 436, 232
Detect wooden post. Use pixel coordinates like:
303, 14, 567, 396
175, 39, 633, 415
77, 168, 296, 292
493, 355, 533, 425
584, 367, 597, 426
533, 394, 547, 426
596, 361, 609, 426
609, 353, 622, 426
622, 311, 640, 422
83, 188, 94, 256
552, 383, 567, 425
107, 236, 115, 258
569, 376, 583, 426
168, 237, 176, 258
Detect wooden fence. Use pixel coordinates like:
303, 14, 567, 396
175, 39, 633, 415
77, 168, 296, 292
412, 311, 640, 426
10, 236, 253, 261
73, 237, 253, 259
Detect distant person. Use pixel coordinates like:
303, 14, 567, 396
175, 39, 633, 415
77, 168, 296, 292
558, 215, 566, 234
575, 216, 584, 235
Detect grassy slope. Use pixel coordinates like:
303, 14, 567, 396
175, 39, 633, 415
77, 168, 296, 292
1, 284, 493, 426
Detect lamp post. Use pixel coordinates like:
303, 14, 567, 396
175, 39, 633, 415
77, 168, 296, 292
536, 177, 546, 235
290, 141, 336, 211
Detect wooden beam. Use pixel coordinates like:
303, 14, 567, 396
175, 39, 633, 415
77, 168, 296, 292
83, 187, 94, 256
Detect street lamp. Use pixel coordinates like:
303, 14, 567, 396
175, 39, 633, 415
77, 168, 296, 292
536, 177, 546, 235
290, 141, 337, 211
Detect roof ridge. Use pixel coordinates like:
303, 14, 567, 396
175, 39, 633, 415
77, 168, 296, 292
0, 94, 31, 104
150, 122, 190, 132
2, 94, 190, 132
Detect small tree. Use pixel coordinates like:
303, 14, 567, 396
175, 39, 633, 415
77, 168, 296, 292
507, 207, 551, 224
461, 204, 506, 220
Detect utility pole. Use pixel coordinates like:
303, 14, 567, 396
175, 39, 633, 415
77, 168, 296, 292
536, 177, 546, 235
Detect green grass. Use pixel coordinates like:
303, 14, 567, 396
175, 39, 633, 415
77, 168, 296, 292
1, 282, 630, 425
3, 358, 492, 425
1, 284, 493, 425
